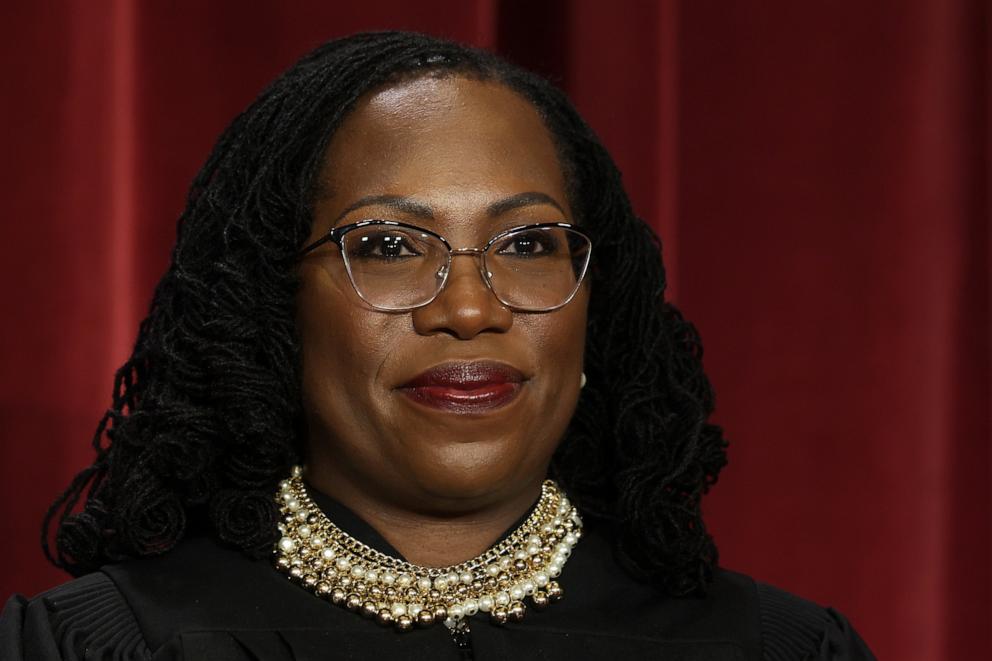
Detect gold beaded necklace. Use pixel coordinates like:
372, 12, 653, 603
273, 466, 582, 632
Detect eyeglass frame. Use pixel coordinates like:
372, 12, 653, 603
298, 219, 593, 312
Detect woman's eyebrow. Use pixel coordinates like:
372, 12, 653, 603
334, 191, 565, 223
334, 195, 434, 222
486, 192, 565, 217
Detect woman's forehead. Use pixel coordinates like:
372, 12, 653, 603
315, 75, 571, 238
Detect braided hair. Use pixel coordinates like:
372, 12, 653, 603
43, 31, 727, 597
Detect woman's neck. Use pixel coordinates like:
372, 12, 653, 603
303, 466, 544, 567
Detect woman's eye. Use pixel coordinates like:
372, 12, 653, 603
351, 233, 422, 260
496, 231, 559, 257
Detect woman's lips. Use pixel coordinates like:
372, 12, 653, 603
397, 361, 526, 413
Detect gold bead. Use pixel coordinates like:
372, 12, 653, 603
376, 609, 394, 626
532, 591, 550, 610
491, 607, 509, 625
330, 588, 347, 605
508, 601, 526, 622
546, 581, 563, 602
362, 601, 378, 618
416, 609, 435, 627
513, 560, 527, 571
315, 582, 331, 596
345, 594, 362, 610
433, 604, 447, 621
396, 614, 414, 631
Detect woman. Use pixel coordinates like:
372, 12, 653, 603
1, 31, 874, 660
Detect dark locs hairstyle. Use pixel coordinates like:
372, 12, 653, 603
43, 31, 727, 597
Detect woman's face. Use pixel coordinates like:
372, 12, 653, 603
297, 75, 588, 514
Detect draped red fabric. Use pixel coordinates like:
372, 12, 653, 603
1, 2, 988, 659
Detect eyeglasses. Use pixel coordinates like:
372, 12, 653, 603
299, 220, 592, 312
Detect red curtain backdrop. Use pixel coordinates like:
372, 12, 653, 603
1, 2, 988, 659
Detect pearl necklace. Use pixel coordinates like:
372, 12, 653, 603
273, 466, 582, 632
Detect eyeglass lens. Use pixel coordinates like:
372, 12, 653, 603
339, 225, 591, 311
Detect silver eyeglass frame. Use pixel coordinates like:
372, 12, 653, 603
299, 219, 593, 313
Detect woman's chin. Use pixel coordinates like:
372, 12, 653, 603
401, 450, 541, 509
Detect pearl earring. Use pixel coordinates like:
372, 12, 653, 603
580, 372, 587, 389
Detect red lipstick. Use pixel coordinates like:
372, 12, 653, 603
397, 361, 526, 413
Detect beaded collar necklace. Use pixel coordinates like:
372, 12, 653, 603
273, 466, 582, 632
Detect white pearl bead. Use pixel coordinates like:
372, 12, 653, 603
417, 577, 433, 592
365, 570, 378, 583
514, 550, 528, 561
287, 499, 301, 511
499, 557, 512, 569
321, 548, 336, 561
464, 599, 478, 616
450, 604, 464, 619
309, 536, 324, 548
527, 544, 541, 556
335, 557, 351, 572
397, 574, 413, 588
382, 571, 396, 585
278, 537, 296, 553
298, 525, 311, 538
409, 603, 423, 616
528, 534, 542, 546
296, 510, 309, 521
434, 576, 448, 591
522, 580, 535, 595
479, 596, 494, 612
391, 603, 407, 618
495, 591, 510, 606
535, 571, 549, 587
510, 586, 524, 600
565, 533, 577, 545
351, 565, 365, 578
549, 563, 562, 578
459, 571, 473, 585
486, 565, 501, 577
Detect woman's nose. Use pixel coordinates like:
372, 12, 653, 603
411, 255, 512, 339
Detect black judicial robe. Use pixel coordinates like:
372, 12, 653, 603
1, 490, 875, 660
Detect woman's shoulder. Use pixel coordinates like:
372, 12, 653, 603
710, 568, 875, 661
1, 571, 150, 660
0, 536, 287, 660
